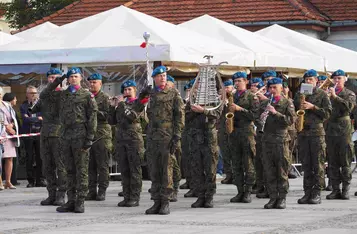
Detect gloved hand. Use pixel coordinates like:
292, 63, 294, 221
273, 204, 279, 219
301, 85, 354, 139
169, 135, 181, 155
82, 139, 93, 151
139, 85, 152, 100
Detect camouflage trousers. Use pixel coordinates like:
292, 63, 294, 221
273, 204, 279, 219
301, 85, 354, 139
255, 134, 265, 189
147, 139, 175, 201
40, 136, 66, 194
190, 130, 218, 199
298, 135, 326, 192
288, 130, 297, 164
185, 131, 197, 190
88, 138, 111, 193
326, 135, 353, 188
181, 130, 192, 185
173, 140, 182, 190
218, 132, 233, 175
229, 131, 256, 192
262, 141, 290, 199
61, 138, 89, 201
117, 139, 144, 201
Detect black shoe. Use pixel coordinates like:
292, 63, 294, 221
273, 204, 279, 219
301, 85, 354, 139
230, 193, 244, 203
35, 181, 47, 187
242, 192, 252, 203
264, 198, 277, 209
184, 189, 197, 198
148, 188, 152, 193
276, 198, 286, 209
145, 201, 161, 215
221, 174, 233, 184
13, 182, 21, 186
308, 191, 321, 204
288, 171, 297, 179
341, 190, 350, 200
118, 199, 128, 207
170, 190, 178, 202
85, 192, 97, 201
256, 189, 269, 199
54, 192, 66, 206
56, 201, 75, 212
179, 182, 189, 190
27, 183, 35, 188
354, 191, 357, 196
126, 200, 139, 207
96, 191, 106, 201
325, 184, 332, 191
118, 191, 123, 197
191, 198, 205, 208
298, 192, 310, 204
40, 197, 55, 206
326, 190, 342, 200
74, 200, 85, 213
159, 201, 170, 215
204, 197, 214, 208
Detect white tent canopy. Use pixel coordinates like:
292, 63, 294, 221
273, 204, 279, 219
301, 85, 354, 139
0, 6, 255, 66
179, 15, 325, 71
0, 32, 22, 46
15, 22, 59, 40
256, 24, 357, 73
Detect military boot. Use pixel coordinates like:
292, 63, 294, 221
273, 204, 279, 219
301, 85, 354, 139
354, 191, 357, 196
40, 190, 56, 206
264, 198, 277, 209
179, 182, 189, 189
158, 200, 170, 215
85, 190, 97, 201
145, 200, 161, 215
204, 196, 214, 208
221, 172, 233, 184
308, 190, 321, 204
170, 190, 178, 202
326, 188, 342, 200
74, 199, 85, 213
297, 190, 311, 204
184, 189, 197, 198
118, 191, 124, 197
256, 188, 269, 199
53, 191, 66, 206
56, 191, 76, 212
325, 179, 332, 191
96, 189, 106, 201
126, 200, 139, 207
242, 187, 252, 203
276, 198, 286, 209
341, 184, 350, 200
191, 197, 205, 208
118, 199, 128, 207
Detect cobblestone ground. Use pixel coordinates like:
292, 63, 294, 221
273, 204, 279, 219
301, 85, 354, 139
1, 176, 357, 234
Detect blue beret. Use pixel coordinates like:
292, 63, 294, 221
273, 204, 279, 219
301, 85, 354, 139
267, 77, 283, 88
188, 78, 196, 88
232, 71, 247, 80
250, 77, 264, 89
261, 70, 277, 79
167, 75, 175, 83
87, 73, 102, 81
47, 68, 62, 77
331, 69, 346, 77
67, 67, 82, 77
303, 69, 318, 78
121, 80, 137, 94
152, 65, 167, 77
224, 79, 233, 87
317, 75, 327, 81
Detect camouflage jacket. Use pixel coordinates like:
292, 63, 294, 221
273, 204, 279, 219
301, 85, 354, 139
260, 96, 296, 143
94, 91, 112, 140
217, 103, 229, 137
233, 90, 260, 136
294, 88, 332, 136
35, 87, 62, 137
109, 98, 145, 142
147, 86, 184, 141
327, 87, 356, 136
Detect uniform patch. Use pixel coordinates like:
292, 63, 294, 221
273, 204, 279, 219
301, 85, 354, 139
90, 94, 95, 98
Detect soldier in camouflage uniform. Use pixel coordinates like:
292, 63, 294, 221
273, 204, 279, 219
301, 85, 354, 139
110, 80, 147, 207
228, 72, 259, 203
186, 81, 222, 208
47, 68, 97, 213
218, 79, 234, 185
33, 68, 66, 206
325, 69, 355, 200
294, 69, 332, 205
85, 74, 112, 201
260, 78, 295, 209
144, 66, 184, 215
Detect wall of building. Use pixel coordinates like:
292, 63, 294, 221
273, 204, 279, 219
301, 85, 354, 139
326, 31, 357, 52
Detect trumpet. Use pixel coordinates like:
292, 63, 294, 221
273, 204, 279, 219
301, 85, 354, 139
259, 95, 273, 133
318, 78, 334, 90
225, 91, 234, 134
296, 95, 305, 132
253, 86, 266, 96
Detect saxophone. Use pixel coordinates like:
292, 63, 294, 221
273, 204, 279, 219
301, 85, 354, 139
296, 94, 305, 132
225, 91, 234, 134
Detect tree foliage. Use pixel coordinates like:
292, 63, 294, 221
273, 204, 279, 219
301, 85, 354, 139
0, 0, 76, 29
